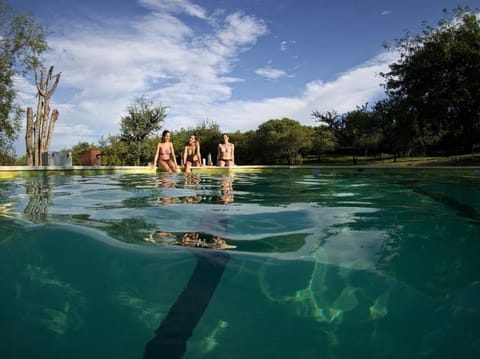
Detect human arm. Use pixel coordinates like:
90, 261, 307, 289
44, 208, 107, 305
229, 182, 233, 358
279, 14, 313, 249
231, 143, 235, 164
152, 143, 160, 168
171, 143, 178, 166
182, 145, 188, 167
196, 142, 202, 166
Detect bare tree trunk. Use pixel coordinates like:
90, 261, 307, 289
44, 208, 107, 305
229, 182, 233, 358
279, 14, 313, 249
28, 66, 61, 166
33, 68, 46, 165
45, 109, 59, 151
40, 101, 50, 154
25, 107, 34, 166
33, 96, 43, 165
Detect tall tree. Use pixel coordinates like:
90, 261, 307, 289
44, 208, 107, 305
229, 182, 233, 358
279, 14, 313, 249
26, 65, 61, 165
381, 6, 480, 154
256, 118, 313, 165
97, 135, 129, 166
343, 104, 382, 158
120, 96, 167, 165
312, 109, 349, 151
230, 130, 257, 165
372, 98, 419, 161
311, 125, 336, 161
313, 105, 381, 164
0, 0, 47, 163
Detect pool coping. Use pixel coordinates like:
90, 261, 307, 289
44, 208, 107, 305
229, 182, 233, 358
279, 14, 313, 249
1, 164, 480, 180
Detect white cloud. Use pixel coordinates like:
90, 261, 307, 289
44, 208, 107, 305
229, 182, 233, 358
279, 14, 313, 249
163, 51, 398, 134
381, 10, 392, 16
255, 66, 287, 80
139, 0, 207, 19
280, 39, 296, 51
12, 75, 37, 105
13, 0, 398, 155
214, 12, 268, 56
13, 3, 267, 152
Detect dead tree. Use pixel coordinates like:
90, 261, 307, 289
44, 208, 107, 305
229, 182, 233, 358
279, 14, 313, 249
25, 66, 61, 166
25, 107, 34, 165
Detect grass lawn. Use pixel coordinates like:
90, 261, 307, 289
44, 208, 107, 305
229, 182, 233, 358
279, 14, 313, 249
305, 153, 480, 166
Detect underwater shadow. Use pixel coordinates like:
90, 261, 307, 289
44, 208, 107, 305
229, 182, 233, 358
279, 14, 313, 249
143, 249, 230, 359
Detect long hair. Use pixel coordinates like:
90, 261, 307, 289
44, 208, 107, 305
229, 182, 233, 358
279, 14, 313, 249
161, 130, 170, 142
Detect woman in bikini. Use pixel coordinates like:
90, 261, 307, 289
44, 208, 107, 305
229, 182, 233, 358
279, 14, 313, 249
182, 134, 202, 173
192, 132, 202, 165
153, 130, 178, 172
217, 133, 235, 167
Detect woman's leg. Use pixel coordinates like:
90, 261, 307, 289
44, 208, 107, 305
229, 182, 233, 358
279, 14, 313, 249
159, 160, 172, 173
168, 160, 177, 172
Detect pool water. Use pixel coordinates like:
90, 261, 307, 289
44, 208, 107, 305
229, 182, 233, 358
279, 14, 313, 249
1, 169, 480, 358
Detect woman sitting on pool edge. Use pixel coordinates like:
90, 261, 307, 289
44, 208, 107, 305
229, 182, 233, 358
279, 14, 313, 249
217, 133, 235, 167
182, 133, 202, 173
153, 130, 178, 172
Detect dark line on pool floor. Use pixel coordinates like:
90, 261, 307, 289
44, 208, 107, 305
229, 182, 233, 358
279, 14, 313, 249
143, 249, 230, 359
411, 186, 480, 225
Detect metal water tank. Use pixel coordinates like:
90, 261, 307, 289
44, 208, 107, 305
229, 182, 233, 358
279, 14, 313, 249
41, 151, 73, 166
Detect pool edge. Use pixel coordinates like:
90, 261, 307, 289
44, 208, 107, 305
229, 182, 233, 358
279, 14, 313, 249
1, 165, 480, 180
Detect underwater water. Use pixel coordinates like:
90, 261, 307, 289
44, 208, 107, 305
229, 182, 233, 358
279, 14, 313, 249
0, 168, 479, 359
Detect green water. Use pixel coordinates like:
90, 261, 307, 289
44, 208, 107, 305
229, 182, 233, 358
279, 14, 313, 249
1, 169, 479, 358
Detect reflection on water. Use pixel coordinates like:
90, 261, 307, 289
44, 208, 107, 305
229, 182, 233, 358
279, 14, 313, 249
145, 231, 236, 250
23, 176, 52, 221
217, 175, 234, 204
0, 170, 480, 358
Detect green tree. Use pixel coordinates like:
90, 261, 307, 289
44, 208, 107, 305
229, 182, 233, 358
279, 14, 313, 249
344, 105, 383, 158
312, 109, 349, 151
313, 109, 352, 157
231, 130, 257, 165
311, 125, 336, 161
0, 0, 48, 163
119, 96, 167, 165
98, 135, 129, 166
256, 118, 313, 165
372, 98, 418, 161
381, 6, 480, 154
313, 105, 381, 164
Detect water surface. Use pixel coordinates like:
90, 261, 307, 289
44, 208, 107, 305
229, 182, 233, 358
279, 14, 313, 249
1, 169, 479, 358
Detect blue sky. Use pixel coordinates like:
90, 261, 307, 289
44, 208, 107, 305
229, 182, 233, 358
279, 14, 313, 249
10, 0, 479, 154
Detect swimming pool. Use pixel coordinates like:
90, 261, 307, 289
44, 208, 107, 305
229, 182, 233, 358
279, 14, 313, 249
1, 168, 479, 358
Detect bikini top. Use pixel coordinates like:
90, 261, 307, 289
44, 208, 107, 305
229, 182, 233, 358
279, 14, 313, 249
185, 146, 197, 159
220, 145, 232, 153
159, 147, 171, 155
